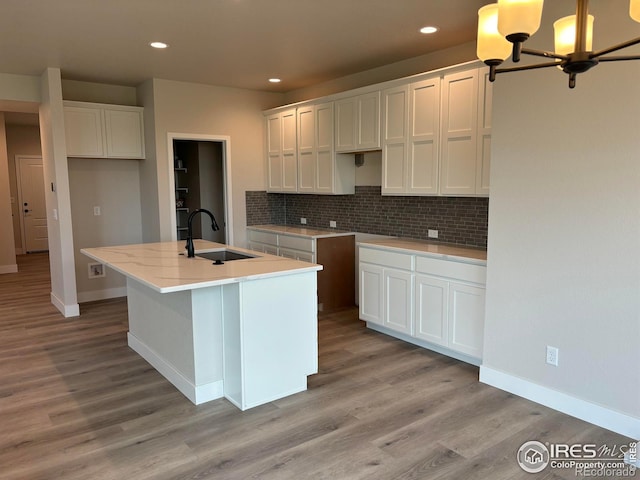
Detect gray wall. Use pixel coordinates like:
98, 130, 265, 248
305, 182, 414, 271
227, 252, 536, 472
483, 0, 640, 426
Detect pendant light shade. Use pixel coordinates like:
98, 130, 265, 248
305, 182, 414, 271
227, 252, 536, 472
553, 14, 594, 55
477, 4, 512, 62
497, 0, 545, 40
631, 0, 640, 22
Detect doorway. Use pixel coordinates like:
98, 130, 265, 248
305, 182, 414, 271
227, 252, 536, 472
167, 134, 232, 244
16, 155, 48, 253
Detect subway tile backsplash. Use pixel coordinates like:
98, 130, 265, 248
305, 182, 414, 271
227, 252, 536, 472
246, 186, 488, 248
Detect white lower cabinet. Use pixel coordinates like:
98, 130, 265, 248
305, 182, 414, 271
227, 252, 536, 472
448, 282, 485, 358
359, 245, 486, 363
383, 269, 413, 335
359, 263, 383, 325
414, 274, 448, 346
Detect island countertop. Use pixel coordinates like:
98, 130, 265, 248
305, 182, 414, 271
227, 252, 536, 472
81, 240, 322, 294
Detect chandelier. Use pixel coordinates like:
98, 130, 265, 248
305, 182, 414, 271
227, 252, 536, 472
476, 0, 640, 88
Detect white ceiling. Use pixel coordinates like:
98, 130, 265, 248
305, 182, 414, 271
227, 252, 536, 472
1, 0, 489, 93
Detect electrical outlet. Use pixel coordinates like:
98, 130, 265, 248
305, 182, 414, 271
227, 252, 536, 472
329, 220, 337, 228
546, 346, 559, 366
93, 206, 101, 216
300, 218, 307, 225
88, 263, 105, 278
428, 229, 439, 239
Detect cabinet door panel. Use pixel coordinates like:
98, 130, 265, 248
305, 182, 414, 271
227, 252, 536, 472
298, 151, 315, 192
281, 110, 297, 153
383, 269, 413, 335
267, 115, 281, 154
335, 98, 356, 152
440, 70, 478, 195
357, 92, 380, 150
282, 152, 298, 192
383, 143, 406, 193
359, 264, 384, 325
315, 103, 335, 193
381, 86, 408, 194
409, 78, 440, 194
414, 275, 448, 345
64, 107, 105, 157
410, 141, 438, 193
297, 105, 315, 193
476, 68, 492, 196
104, 108, 144, 158
448, 282, 485, 358
268, 154, 283, 190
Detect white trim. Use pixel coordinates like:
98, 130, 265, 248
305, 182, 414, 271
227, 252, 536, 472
50, 291, 80, 317
480, 366, 640, 439
127, 332, 224, 405
0, 264, 18, 274
77, 286, 127, 303
15, 155, 44, 254
166, 133, 234, 246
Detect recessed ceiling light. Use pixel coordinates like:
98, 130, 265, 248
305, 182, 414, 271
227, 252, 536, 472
150, 41, 168, 49
420, 26, 438, 34
269, 78, 281, 83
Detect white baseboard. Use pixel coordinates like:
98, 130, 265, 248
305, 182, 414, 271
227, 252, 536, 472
77, 287, 127, 303
50, 292, 80, 318
127, 332, 224, 405
480, 366, 640, 439
0, 264, 18, 274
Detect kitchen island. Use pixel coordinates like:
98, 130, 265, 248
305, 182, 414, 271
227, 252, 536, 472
81, 240, 322, 410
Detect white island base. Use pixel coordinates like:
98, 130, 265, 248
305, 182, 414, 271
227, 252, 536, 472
126, 271, 318, 410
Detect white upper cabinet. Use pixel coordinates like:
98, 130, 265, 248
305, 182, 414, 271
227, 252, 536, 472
381, 77, 441, 195
103, 108, 145, 158
335, 91, 380, 152
476, 69, 493, 197
381, 85, 408, 195
297, 105, 316, 193
439, 69, 479, 195
268, 103, 354, 195
265, 62, 492, 197
381, 65, 491, 197
64, 101, 145, 159
266, 108, 297, 193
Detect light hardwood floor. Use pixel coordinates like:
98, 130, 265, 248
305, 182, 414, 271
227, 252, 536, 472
0, 253, 632, 479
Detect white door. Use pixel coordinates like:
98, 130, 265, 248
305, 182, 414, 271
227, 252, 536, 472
17, 156, 48, 252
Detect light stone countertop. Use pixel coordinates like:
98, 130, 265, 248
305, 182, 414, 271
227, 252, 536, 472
247, 225, 355, 239
81, 240, 322, 294
358, 238, 487, 264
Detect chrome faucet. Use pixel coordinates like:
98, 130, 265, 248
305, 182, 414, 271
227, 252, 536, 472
185, 208, 220, 257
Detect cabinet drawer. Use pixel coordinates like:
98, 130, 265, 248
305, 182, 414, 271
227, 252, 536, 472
247, 230, 278, 246
359, 247, 413, 270
279, 247, 315, 263
278, 234, 314, 253
415, 256, 486, 285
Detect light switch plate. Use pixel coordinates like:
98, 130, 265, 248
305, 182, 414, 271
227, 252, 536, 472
329, 220, 337, 228
300, 218, 307, 225
428, 229, 438, 238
